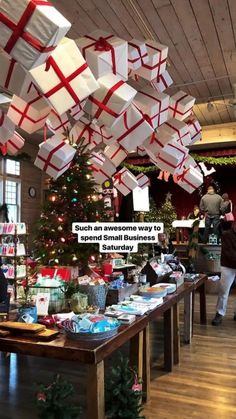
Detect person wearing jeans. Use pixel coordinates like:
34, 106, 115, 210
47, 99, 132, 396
212, 223, 236, 326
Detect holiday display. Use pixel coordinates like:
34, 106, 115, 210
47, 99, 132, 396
155, 139, 189, 174
90, 151, 116, 184
104, 143, 128, 167
70, 117, 112, 150
186, 117, 202, 144
143, 126, 173, 162
5, 131, 25, 155
133, 85, 169, 128
150, 69, 173, 92
134, 40, 168, 81
0, 49, 31, 97
128, 39, 149, 70
0, 110, 15, 145
136, 173, 150, 189
113, 167, 138, 196
168, 90, 195, 121
46, 110, 71, 135
162, 118, 191, 147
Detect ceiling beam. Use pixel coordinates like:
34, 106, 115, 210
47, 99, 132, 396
191, 122, 236, 149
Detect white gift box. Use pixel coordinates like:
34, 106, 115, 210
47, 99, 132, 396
47, 110, 71, 135
162, 118, 191, 147
76, 29, 128, 81
175, 155, 201, 176
128, 69, 140, 82
186, 118, 202, 144
136, 173, 150, 189
6, 131, 25, 155
29, 37, 99, 115
104, 144, 128, 167
137, 146, 146, 156
177, 166, 203, 194
133, 86, 169, 129
134, 40, 168, 81
128, 39, 149, 70
90, 151, 116, 185
150, 70, 173, 93
84, 73, 137, 129
0, 0, 71, 70
169, 90, 195, 121
70, 117, 111, 151
7, 93, 51, 134
68, 99, 87, 121
34, 134, 76, 179
0, 111, 15, 145
155, 140, 189, 175
113, 167, 138, 196
143, 126, 173, 162
108, 105, 154, 152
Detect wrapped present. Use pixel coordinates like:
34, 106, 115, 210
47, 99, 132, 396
134, 40, 168, 81
0, 0, 71, 70
162, 118, 191, 147
6, 131, 25, 155
186, 117, 202, 144
76, 29, 128, 80
176, 166, 203, 194
7, 92, 51, 134
0, 110, 15, 145
133, 86, 169, 129
174, 155, 201, 176
155, 140, 189, 175
46, 110, 71, 135
169, 90, 195, 121
84, 73, 137, 129
90, 151, 116, 185
108, 105, 154, 152
113, 168, 138, 196
0, 49, 32, 97
136, 173, 150, 189
68, 99, 87, 121
128, 69, 140, 82
143, 127, 173, 162
29, 37, 99, 115
137, 146, 146, 156
128, 39, 149, 70
150, 70, 173, 93
34, 134, 76, 179
104, 144, 128, 167
70, 117, 112, 150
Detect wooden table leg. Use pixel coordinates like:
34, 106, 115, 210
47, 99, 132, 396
173, 303, 180, 365
87, 361, 105, 419
176, 228, 180, 244
184, 292, 192, 344
164, 307, 173, 372
142, 325, 150, 402
130, 330, 144, 379
192, 290, 195, 337
199, 282, 207, 324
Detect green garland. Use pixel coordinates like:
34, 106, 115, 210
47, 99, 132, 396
122, 154, 236, 173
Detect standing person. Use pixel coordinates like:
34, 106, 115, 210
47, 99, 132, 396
212, 223, 236, 326
220, 193, 234, 231
200, 185, 223, 243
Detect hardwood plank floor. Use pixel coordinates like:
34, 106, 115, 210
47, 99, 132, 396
0, 292, 236, 419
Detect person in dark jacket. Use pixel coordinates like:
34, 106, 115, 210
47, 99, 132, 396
220, 193, 234, 231
212, 223, 236, 325
187, 205, 200, 220
0, 268, 7, 303
200, 185, 223, 243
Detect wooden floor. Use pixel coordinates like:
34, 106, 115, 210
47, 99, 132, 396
1, 292, 236, 419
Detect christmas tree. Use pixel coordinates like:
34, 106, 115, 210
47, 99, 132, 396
33, 145, 106, 269
145, 193, 177, 236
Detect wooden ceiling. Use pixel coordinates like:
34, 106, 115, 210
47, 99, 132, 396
51, 0, 236, 127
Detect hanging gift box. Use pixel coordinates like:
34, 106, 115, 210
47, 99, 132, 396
0, 0, 71, 70
70, 117, 112, 151
128, 69, 140, 82
143, 127, 173, 162
133, 86, 169, 129
90, 151, 116, 185
176, 166, 203, 194
169, 90, 195, 121
108, 105, 154, 152
113, 168, 138, 196
76, 29, 128, 81
0, 110, 15, 145
150, 70, 173, 93
128, 39, 149, 70
175, 155, 201, 175
84, 73, 137, 129
6, 131, 25, 155
7, 92, 51, 134
29, 37, 99, 115
134, 40, 168, 81
68, 99, 87, 121
136, 173, 150, 189
104, 144, 128, 167
155, 139, 189, 175
162, 118, 191, 147
46, 110, 71, 135
186, 117, 202, 144
34, 134, 76, 179
137, 146, 146, 156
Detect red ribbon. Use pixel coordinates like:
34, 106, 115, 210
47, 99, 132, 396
165, 121, 182, 139
143, 43, 166, 77
10, 96, 49, 127
176, 169, 196, 190
169, 94, 190, 118
0, 1, 55, 55
48, 110, 69, 132
91, 164, 109, 180
7, 133, 24, 152
0, 144, 7, 156
76, 122, 94, 145
89, 79, 124, 120
83, 34, 116, 75
114, 171, 132, 192
4, 58, 17, 89
110, 145, 127, 160
38, 141, 67, 171
0, 112, 5, 127
116, 116, 147, 145
128, 42, 148, 65
44, 56, 88, 103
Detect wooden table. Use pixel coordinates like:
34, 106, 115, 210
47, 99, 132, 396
0, 279, 199, 419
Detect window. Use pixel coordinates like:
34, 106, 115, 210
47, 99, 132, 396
0, 159, 21, 222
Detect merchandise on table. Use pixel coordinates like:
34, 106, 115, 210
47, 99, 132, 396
139, 285, 167, 298
61, 313, 120, 340
153, 283, 176, 294
2, 264, 26, 279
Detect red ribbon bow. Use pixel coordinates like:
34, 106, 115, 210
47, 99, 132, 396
94, 37, 112, 52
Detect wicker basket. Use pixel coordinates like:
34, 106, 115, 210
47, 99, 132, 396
78, 284, 108, 310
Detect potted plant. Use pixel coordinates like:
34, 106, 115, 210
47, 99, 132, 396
18, 279, 38, 323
